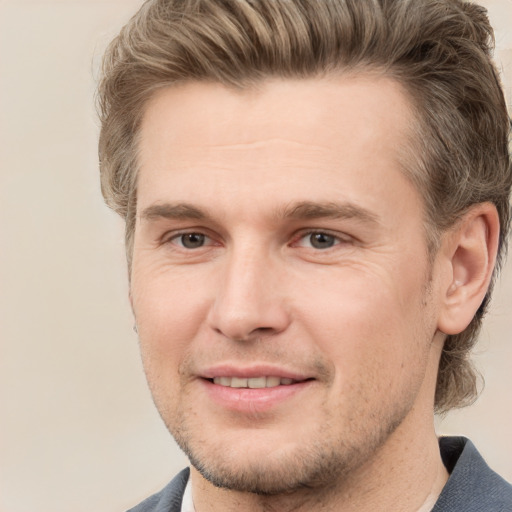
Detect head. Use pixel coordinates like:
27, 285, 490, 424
98, 0, 511, 415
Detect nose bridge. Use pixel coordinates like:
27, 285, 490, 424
208, 240, 289, 340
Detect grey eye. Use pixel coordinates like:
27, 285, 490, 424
180, 233, 206, 248
309, 233, 336, 249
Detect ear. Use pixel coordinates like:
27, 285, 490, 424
437, 203, 500, 335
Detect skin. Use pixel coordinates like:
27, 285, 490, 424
130, 76, 498, 511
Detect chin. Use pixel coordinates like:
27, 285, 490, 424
185, 441, 344, 495
170, 418, 379, 495
158, 366, 419, 495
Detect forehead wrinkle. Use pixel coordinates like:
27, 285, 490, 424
196, 138, 330, 151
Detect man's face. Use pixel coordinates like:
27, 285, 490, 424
131, 77, 445, 493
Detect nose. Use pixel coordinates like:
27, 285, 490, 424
207, 245, 291, 342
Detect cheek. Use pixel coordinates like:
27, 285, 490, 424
293, 263, 430, 386
133, 279, 204, 419
131, 266, 212, 379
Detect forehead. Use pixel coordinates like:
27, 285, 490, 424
140, 74, 413, 154
137, 75, 419, 219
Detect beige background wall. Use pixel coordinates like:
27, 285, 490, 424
0, 1, 511, 511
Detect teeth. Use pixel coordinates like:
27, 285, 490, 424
230, 377, 247, 388
248, 377, 266, 389
266, 376, 280, 387
212, 376, 298, 388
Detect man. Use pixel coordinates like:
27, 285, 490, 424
97, 0, 512, 510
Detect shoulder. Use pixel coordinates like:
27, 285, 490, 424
126, 468, 190, 512
433, 437, 512, 512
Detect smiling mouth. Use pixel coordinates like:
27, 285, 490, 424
208, 376, 310, 389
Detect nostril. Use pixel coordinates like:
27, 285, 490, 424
231, 326, 278, 343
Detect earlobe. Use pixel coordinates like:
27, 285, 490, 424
437, 203, 500, 335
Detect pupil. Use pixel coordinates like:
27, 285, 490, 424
310, 233, 335, 249
182, 233, 205, 248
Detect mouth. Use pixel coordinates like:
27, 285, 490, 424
208, 376, 307, 389
200, 370, 315, 412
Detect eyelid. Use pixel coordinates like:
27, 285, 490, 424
161, 228, 219, 248
158, 226, 353, 249
291, 229, 352, 248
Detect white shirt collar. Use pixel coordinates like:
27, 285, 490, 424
181, 471, 196, 512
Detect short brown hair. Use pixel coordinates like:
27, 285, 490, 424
98, 0, 511, 413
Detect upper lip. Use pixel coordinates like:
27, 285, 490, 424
199, 364, 312, 381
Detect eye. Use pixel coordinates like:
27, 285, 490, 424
172, 232, 209, 249
297, 232, 340, 250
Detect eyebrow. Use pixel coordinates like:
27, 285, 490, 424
141, 203, 207, 221
140, 200, 379, 225
280, 201, 379, 225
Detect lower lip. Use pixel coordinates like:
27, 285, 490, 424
200, 378, 313, 414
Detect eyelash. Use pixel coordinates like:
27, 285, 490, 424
292, 230, 349, 250
164, 231, 216, 249
162, 229, 350, 251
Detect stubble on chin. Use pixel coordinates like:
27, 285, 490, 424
166, 386, 411, 497
150, 344, 422, 497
